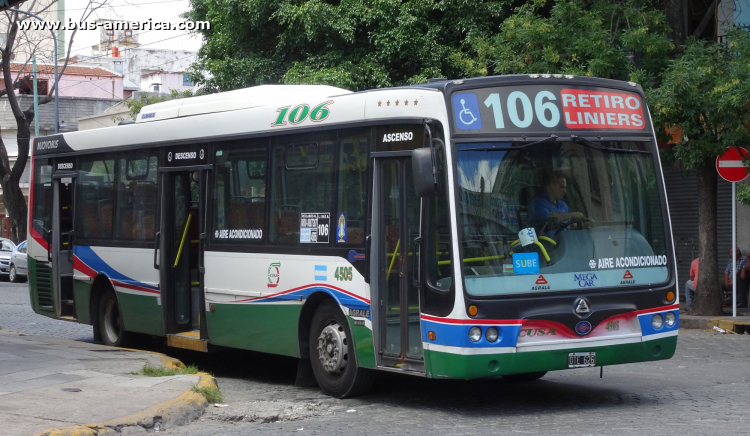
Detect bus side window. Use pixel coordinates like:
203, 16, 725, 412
269, 133, 335, 246
77, 156, 115, 242
212, 142, 267, 245
335, 131, 369, 245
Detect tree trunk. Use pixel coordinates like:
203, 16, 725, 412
666, 0, 687, 48
692, 161, 722, 315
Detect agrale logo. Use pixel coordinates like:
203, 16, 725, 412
267, 262, 281, 288
620, 270, 635, 285
531, 275, 549, 291
575, 298, 590, 314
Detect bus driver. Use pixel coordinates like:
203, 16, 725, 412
530, 172, 586, 237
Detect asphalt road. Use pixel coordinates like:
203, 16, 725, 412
2, 281, 749, 435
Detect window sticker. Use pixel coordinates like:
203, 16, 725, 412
518, 227, 538, 247
300, 212, 330, 243
336, 212, 347, 243
452, 93, 483, 130
512, 252, 540, 275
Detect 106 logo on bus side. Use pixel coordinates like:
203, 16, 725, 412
272, 101, 333, 127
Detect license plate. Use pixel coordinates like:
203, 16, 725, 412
568, 351, 596, 368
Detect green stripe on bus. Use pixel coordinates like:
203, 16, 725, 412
424, 336, 677, 379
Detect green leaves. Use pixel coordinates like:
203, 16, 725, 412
648, 29, 750, 169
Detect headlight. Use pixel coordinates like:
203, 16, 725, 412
485, 327, 499, 342
651, 314, 664, 329
469, 326, 482, 342
665, 312, 676, 327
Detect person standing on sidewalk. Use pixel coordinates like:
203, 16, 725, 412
684, 257, 699, 311
725, 248, 749, 308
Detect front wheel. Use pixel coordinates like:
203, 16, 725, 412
309, 300, 374, 398
99, 290, 128, 347
9, 265, 18, 283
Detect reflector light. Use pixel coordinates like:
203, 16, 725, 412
468, 305, 478, 316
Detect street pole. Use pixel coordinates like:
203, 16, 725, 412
32, 54, 39, 137
732, 182, 737, 317
8, 8, 59, 134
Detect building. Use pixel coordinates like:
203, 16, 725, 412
0, 62, 123, 100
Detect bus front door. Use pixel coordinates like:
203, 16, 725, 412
158, 169, 209, 351
374, 158, 424, 371
51, 173, 76, 319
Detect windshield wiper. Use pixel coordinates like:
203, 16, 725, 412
568, 135, 648, 154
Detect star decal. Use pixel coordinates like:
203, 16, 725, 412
386, 100, 391, 106
404, 100, 409, 106
414, 99, 419, 106
378, 101, 382, 107
395, 100, 400, 106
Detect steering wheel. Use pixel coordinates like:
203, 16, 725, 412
553, 216, 592, 235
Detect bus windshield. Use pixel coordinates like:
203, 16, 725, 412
456, 140, 669, 296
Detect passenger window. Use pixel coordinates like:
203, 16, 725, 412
335, 130, 369, 245
212, 141, 267, 245
270, 132, 335, 246
115, 154, 158, 241
77, 156, 115, 241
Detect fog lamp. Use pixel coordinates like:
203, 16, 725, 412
469, 326, 482, 342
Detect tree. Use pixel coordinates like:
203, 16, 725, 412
0, 0, 107, 243
648, 29, 750, 315
183, 0, 508, 92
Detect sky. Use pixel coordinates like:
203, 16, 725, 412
64, 0, 204, 58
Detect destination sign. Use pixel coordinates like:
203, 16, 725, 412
164, 144, 208, 168
451, 84, 649, 134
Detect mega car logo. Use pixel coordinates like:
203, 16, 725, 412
575, 321, 593, 335
267, 262, 281, 288
531, 275, 549, 291
574, 273, 598, 287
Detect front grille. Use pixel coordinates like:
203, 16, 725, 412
35, 262, 53, 309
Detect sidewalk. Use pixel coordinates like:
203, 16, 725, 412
679, 305, 750, 333
0, 330, 214, 436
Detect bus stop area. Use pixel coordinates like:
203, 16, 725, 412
0, 329, 214, 436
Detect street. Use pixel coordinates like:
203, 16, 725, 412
2, 281, 750, 435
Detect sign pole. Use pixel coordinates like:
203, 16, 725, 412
732, 182, 737, 318
716, 147, 749, 317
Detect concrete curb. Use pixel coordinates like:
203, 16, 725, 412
679, 315, 750, 333
34, 353, 217, 436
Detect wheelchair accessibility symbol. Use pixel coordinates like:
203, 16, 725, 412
452, 93, 482, 130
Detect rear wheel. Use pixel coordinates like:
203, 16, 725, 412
99, 290, 128, 347
502, 371, 547, 382
309, 300, 374, 398
9, 265, 18, 283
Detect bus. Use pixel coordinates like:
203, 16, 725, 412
28, 75, 678, 398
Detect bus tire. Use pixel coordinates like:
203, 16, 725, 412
309, 300, 374, 398
502, 371, 547, 382
99, 290, 128, 347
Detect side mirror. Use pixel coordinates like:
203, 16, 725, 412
412, 147, 437, 197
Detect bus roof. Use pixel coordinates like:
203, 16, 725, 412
136, 85, 352, 123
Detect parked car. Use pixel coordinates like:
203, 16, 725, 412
0, 238, 16, 280
9, 240, 27, 283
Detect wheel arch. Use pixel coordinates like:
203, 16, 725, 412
298, 290, 345, 360
89, 273, 117, 341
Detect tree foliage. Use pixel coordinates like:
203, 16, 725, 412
184, 0, 671, 92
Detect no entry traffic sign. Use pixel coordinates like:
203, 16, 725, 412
716, 147, 750, 183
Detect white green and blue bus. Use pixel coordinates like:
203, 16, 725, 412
29, 75, 678, 397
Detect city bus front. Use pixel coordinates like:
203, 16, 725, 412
420, 77, 677, 380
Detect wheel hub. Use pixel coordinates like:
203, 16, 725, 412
316, 323, 347, 374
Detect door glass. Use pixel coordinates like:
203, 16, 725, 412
404, 161, 423, 359
381, 160, 401, 356
173, 173, 191, 327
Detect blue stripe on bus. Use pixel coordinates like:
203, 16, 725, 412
314, 265, 327, 271
637, 310, 679, 336
314, 275, 327, 281
74, 246, 159, 291
421, 319, 520, 348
